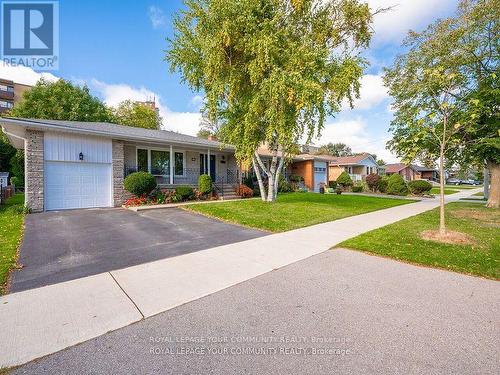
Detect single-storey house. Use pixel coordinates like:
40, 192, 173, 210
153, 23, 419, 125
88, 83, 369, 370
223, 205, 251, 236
413, 165, 439, 182
328, 153, 380, 182
1, 117, 238, 212
252, 146, 330, 192
384, 163, 420, 181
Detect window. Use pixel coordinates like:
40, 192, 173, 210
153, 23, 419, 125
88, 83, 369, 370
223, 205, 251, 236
151, 150, 170, 175
0, 84, 13, 92
174, 152, 184, 175
137, 149, 148, 172
0, 100, 13, 108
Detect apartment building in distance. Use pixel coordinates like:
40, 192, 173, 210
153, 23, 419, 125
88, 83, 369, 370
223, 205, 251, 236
0, 78, 32, 113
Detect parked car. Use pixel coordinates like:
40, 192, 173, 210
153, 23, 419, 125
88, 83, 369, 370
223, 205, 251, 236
447, 178, 463, 185
463, 179, 482, 185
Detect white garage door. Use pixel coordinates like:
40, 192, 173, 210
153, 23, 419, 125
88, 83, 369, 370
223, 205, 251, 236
45, 162, 112, 210
314, 161, 327, 192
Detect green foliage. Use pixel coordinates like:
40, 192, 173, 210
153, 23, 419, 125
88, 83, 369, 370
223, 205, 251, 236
9, 78, 114, 122
352, 184, 363, 193
289, 175, 303, 183
336, 171, 353, 187
378, 176, 389, 193
365, 173, 381, 192
124, 172, 157, 197
0, 131, 16, 173
328, 180, 337, 189
198, 174, 213, 195
335, 187, 343, 195
167, 0, 374, 165
175, 186, 194, 200
317, 142, 352, 157
408, 180, 433, 195
386, 174, 408, 196
278, 175, 293, 193
243, 175, 255, 190
113, 100, 161, 130
9, 176, 23, 187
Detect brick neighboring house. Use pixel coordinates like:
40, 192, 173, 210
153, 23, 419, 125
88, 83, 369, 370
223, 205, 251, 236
328, 153, 381, 183
385, 163, 440, 182
413, 165, 439, 182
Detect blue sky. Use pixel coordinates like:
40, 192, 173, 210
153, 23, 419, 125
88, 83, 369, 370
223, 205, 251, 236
1, 0, 459, 162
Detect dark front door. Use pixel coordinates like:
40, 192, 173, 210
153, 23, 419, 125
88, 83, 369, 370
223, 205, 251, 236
200, 154, 216, 180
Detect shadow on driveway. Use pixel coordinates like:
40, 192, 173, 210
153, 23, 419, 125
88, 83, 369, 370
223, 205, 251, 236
10, 208, 266, 293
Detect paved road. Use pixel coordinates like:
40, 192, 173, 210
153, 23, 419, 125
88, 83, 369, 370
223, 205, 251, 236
11, 208, 266, 292
14, 249, 499, 375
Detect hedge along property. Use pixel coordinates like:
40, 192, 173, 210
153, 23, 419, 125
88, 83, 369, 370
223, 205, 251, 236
0, 117, 333, 212
0, 117, 240, 212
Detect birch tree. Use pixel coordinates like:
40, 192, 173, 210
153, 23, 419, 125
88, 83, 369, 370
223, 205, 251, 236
166, 0, 375, 201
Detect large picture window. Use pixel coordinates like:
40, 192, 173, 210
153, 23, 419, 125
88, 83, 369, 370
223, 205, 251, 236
137, 149, 148, 172
151, 150, 170, 175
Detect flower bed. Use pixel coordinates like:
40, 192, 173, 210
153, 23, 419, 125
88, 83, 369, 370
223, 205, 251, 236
124, 187, 219, 208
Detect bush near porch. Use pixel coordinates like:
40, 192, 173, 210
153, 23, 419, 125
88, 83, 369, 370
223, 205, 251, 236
185, 192, 414, 232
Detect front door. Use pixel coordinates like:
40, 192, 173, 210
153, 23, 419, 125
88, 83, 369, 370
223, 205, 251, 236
200, 154, 216, 180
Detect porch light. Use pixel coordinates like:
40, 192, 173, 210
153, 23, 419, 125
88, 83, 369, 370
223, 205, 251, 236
79, 152, 84, 161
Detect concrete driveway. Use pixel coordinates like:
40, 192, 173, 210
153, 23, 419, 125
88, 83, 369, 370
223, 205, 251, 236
11, 208, 266, 292
12, 249, 499, 375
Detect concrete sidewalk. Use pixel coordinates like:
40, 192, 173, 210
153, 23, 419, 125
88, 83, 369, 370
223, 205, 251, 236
0, 188, 481, 368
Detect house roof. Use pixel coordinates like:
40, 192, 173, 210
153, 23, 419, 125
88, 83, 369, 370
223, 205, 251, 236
384, 163, 413, 173
328, 152, 375, 166
413, 165, 437, 172
0, 117, 232, 150
255, 146, 331, 162
0, 172, 9, 177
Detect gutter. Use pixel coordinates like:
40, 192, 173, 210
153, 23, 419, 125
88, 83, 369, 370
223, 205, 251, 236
0, 118, 234, 151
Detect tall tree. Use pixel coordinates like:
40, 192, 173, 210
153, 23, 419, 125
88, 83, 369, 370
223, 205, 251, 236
113, 100, 162, 129
167, 0, 375, 201
9, 78, 114, 122
384, 17, 482, 236
317, 142, 352, 157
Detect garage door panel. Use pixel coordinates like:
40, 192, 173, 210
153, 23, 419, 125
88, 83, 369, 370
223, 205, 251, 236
45, 162, 112, 210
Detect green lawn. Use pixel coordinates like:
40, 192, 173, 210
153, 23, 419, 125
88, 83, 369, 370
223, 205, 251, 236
473, 191, 484, 196
185, 192, 414, 232
430, 187, 460, 195
340, 202, 500, 279
0, 194, 25, 294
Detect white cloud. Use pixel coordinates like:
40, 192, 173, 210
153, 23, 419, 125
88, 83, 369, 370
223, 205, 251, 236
317, 117, 397, 163
367, 0, 457, 45
341, 73, 389, 111
89, 79, 202, 136
0, 62, 59, 85
189, 95, 204, 111
148, 5, 167, 29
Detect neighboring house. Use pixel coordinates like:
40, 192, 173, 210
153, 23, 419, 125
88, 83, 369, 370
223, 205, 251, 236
1, 117, 238, 212
252, 146, 330, 192
385, 163, 420, 181
328, 153, 380, 182
0, 172, 8, 187
0, 78, 32, 113
413, 165, 439, 182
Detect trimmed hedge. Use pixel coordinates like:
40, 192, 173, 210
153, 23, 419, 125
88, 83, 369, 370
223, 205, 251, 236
386, 174, 408, 196
124, 172, 157, 197
175, 185, 194, 200
198, 174, 213, 195
377, 176, 389, 193
352, 183, 364, 193
336, 171, 353, 187
408, 180, 432, 195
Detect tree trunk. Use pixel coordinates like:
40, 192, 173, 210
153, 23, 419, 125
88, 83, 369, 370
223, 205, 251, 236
486, 159, 500, 208
267, 151, 278, 202
483, 163, 490, 199
252, 156, 267, 202
439, 149, 446, 235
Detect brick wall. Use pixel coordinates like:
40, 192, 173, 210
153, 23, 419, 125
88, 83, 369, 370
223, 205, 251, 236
25, 129, 44, 212
112, 140, 127, 206
291, 160, 313, 191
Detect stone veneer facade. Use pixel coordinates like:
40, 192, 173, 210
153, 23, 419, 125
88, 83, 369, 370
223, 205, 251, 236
112, 140, 126, 207
25, 129, 44, 212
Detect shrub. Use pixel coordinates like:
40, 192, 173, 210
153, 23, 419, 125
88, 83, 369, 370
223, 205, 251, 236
352, 183, 363, 193
335, 187, 343, 194
289, 174, 304, 183
377, 176, 389, 193
386, 174, 409, 196
243, 176, 254, 189
10, 176, 24, 187
124, 172, 157, 197
365, 173, 381, 192
278, 175, 293, 193
408, 180, 433, 195
198, 174, 212, 195
175, 185, 194, 200
328, 180, 337, 189
236, 184, 254, 198
336, 171, 353, 187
